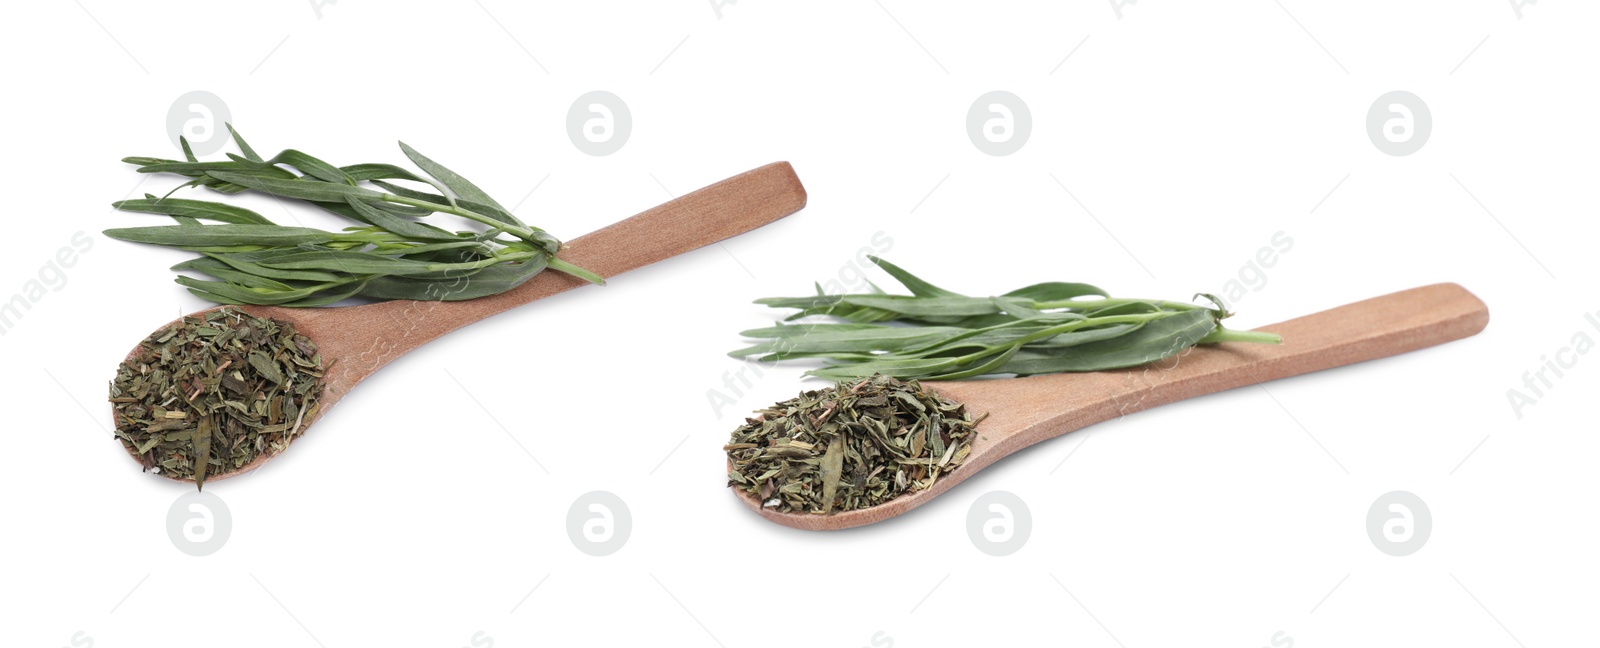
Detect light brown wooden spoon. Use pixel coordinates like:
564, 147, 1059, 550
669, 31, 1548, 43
733, 282, 1489, 530
119, 162, 807, 483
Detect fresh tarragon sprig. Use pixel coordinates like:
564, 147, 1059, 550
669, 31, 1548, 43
106, 125, 602, 306
731, 256, 1281, 381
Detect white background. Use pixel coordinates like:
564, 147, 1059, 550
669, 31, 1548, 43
2, 1, 1595, 647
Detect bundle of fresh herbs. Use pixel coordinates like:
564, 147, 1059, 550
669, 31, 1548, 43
106, 125, 601, 306
725, 374, 981, 514
732, 257, 1281, 380
110, 307, 324, 489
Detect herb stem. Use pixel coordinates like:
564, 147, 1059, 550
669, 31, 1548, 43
547, 257, 605, 285
1198, 327, 1283, 345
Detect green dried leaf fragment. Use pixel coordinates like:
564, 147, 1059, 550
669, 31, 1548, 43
193, 414, 212, 489
819, 437, 845, 514
247, 351, 285, 385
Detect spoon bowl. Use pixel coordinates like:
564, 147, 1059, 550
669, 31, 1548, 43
118, 162, 808, 483
733, 282, 1490, 530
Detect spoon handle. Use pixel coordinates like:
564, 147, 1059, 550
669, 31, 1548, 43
958, 283, 1490, 446
1156, 282, 1489, 394
555, 162, 808, 282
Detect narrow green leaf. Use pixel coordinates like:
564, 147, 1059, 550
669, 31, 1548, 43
113, 197, 274, 225
225, 124, 263, 162
105, 224, 338, 247
732, 325, 965, 358
341, 163, 426, 183
123, 156, 176, 167
923, 345, 1021, 380
377, 240, 486, 256
252, 248, 438, 275
174, 276, 351, 306
1003, 281, 1108, 302
345, 197, 465, 241
840, 295, 1000, 317
228, 149, 353, 185
1081, 300, 1165, 317
205, 171, 380, 202
278, 279, 371, 307
136, 160, 289, 176
868, 256, 962, 298
991, 295, 1044, 319
373, 180, 529, 229
206, 251, 344, 282
175, 244, 272, 253
808, 357, 966, 381
172, 257, 295, 291
738, 323, 895, 336
182, 285, 245, 305
999, 309, 1217, 375
1018, 323, 1135, 349
309, 200, 430, 226
398, 141, 509, 212
359, 255, 548, 300
371, 179, 451, 204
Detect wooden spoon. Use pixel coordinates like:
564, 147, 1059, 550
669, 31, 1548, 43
733, 282, 1489, 530
119, 162, 808, 483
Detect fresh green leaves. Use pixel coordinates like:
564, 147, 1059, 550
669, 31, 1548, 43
733, 257, 1282, 380
108, 125, 602, 306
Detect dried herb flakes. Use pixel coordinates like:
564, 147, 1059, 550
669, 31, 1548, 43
109, 307, 325, 488
726, 374, 982, 515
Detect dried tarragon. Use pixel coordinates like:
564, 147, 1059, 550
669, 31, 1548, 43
109, 307, 325, 488
725, 374, 985, 514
